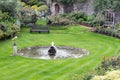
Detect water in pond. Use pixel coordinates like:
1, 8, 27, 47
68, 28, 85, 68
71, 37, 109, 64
17, 42, 89, 60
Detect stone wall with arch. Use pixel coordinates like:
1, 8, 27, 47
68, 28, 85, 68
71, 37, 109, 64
50, 2, 64, 15
50, 0, 94, 16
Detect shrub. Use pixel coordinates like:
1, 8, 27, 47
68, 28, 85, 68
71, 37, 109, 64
74, 56, 120, 80
12, 24, 20, 33
38, 5, 47, 12
0, 1, 17, 17
61, 11, 88, 23
0, 10, 9, 21
116, 24, 120, 30
0, 29, 3, 38
92, 70, 120, 80
0, 1, 20, 40
20, 12, 37, 25
48, 16, 72, 26
0, 22, 19, 40
95, 56, 120, 75
36, 1, 45, 6
21, 0, 45, 6
94, 27, 120, 38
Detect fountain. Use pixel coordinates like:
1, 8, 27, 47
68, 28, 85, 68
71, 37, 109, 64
17, 42, 89, 60
48, 42, 56, 58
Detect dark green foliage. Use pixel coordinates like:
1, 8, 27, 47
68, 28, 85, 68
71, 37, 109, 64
83, 74, 93, 80
21, 14, 37, 25
61, 12, 104, 27
61, 11, 88, 23
116, 24, 120, 30
0, 11, 9, 21
0, 29, 3, 38
77, 0, 87, 2
0, 21, 19, 40
48, 15, 72, 26
84, 15, 102, 27
95, 56, 120, 75
93, 0, 120, 12
31, 14, 37, 23
0, 1, 17, 17
19, 9, 37, 25
72, 71, 95, 80
21, 0, 45, 6
57, 0, 87, 5
57, 0, 75, 5
0, 1, 19, 40
94, 28, 120, 38
36, 1, 45, 6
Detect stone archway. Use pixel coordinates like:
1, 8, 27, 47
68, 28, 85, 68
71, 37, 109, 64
54, 4, 60, 15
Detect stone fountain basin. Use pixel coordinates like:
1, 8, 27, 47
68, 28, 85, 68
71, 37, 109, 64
17, 46, 89, 60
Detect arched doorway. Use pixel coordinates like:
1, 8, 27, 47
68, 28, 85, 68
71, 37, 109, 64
54, 4, 60, 15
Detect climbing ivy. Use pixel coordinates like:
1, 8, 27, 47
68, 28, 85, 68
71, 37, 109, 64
57, 0, 86, 5
93, 0, 120, 12
57, 0, 75, 5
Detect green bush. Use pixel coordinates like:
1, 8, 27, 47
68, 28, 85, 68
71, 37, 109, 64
95, 56, 120, 75
116, 24, 120, 30
0, 10, 9, 21
0, 29, 3, 38
0, 21, 19, 40
74, 56, 120, 80
72, 72, 95, 80
19, 7, 37, 25
48, 15, 72, 26
57, 0, 75, 5
0, 1, 20, 40
61, 12, 104, 27
20, 13, 37, 25
0, 1, 17, 17
94, 28, 120, 38
36, 1, 45, 6
21, 0, 45, 6
61, 11, 88, 23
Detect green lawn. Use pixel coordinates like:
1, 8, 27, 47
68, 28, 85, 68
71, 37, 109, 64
0, 25, 120, 80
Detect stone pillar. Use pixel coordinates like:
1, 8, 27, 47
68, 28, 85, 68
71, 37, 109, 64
13, 42, 17, 55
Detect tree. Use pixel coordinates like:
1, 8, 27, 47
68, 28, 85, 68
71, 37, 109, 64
93, 0, 120, 13
21, 0, 45, 6
57, 0, 75, 5
0, 1, 17, 17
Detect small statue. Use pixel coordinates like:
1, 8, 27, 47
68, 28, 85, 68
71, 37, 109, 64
48, 46, 56, 56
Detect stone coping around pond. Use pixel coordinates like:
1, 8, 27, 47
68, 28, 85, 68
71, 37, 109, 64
16, 46, 89, 60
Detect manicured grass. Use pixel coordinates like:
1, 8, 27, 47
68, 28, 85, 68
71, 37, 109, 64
0, 25, 120, 80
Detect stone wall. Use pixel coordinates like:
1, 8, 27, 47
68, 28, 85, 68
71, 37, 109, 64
63, 5, 74, 13
115, 9, 120, 24
50, 2, 64, 15
74, 0, 94, 16
50, 0, 94, 16
50, 0, 120, 25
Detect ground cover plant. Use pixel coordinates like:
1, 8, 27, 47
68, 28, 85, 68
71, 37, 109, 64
0, 25, 120, 80
94, 27, 120, 39
74, 56, 120, 80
